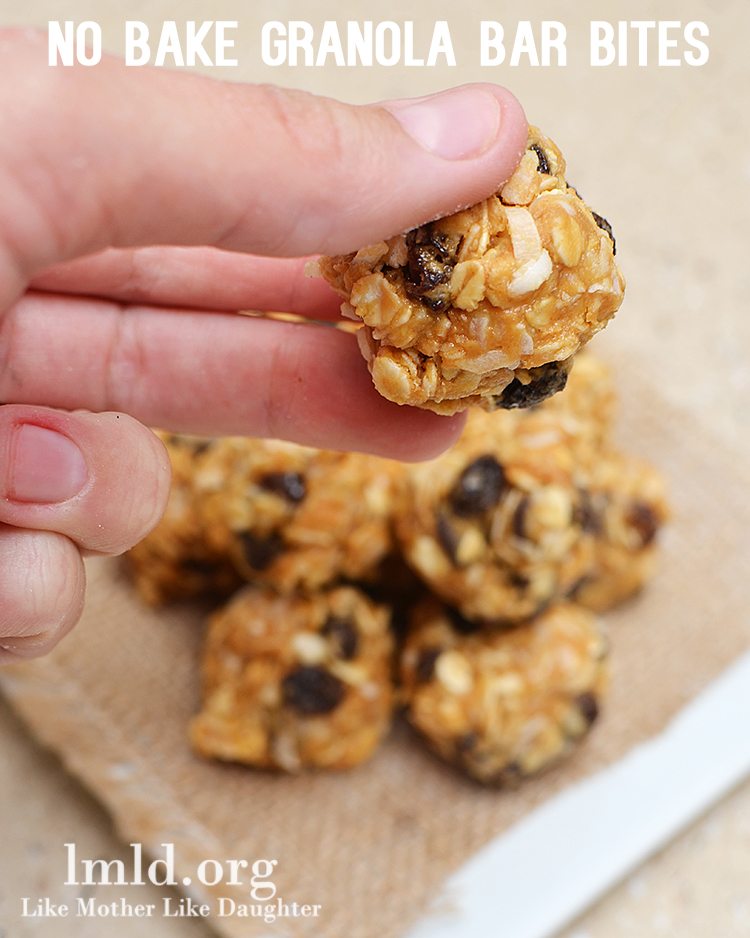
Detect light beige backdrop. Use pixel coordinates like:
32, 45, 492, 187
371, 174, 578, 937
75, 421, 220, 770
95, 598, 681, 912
0, 1, 748, 937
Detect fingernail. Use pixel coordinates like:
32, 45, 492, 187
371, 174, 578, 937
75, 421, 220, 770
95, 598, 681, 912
8, 424, 88, 503
384, 86, 502, 161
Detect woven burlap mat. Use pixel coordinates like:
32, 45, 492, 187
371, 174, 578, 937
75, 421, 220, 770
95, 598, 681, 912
0, 356, 748, 938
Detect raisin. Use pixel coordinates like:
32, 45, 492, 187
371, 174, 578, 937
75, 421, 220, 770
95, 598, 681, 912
590, 210, 617, 255
415, 646, 442, 683
322, 615, 359, 660
530, 143, 550, 175
404, 225, 461, 312
430, 230, 461, 258
449, 455, 506, 517
509, 570, 530, 589
407, 245, 449, 289
282, 666, 345, 715
492, 361, 571, 409
446, 606, 480, 635
238, 531, 284, 570
436, 512, 460, 563
577, 692, 600, 726
259, 471, 306, 503
626, 501, 660, 547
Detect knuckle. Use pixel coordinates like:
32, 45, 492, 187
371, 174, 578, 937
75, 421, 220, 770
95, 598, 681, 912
251, 87, 362, 253
0, 301, 22, 399
259, 84, 348, 166
262, 329, 300, 441
101, 309, 142, 414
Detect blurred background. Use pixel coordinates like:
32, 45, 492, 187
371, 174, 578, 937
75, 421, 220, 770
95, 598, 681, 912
0, 1, 748, 936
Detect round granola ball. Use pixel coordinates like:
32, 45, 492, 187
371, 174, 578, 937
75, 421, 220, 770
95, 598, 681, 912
395, 409, 596, 623
400, 598, 608, 785
318, 126, 625, 414
126, 433, 240, 605
190, 585, 395, 771
196, 437, 404, 593
573, 451, 669, 612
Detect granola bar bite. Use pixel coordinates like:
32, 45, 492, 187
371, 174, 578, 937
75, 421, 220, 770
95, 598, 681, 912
317, 127, 625, 414
573, 452, 669, 612
126, 433, 239, 605
197, 438, 404, 593
400, 598, 608, 785
395, 408, 596, 623
190, 585, 394, 771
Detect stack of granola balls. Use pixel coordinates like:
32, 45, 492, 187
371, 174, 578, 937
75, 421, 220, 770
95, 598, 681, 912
128, 126, 666, 785
128, 354, 667, 785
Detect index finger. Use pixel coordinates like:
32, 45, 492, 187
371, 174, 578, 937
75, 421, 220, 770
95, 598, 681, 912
0, 30, 527, 309
1, 292, 465, 461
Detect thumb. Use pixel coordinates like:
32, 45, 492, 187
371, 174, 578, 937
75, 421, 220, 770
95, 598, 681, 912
249, 81, 529, 254
0, 31, 527, 305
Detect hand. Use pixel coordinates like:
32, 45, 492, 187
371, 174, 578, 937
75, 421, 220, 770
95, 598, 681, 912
0, 29, 527, 661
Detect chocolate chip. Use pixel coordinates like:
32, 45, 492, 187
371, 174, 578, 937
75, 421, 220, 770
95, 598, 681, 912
322, 615, 359, 660
512, 496, 531, 539
492, 361, 571, 410
590, 210, 617, 255
436, 512, 461, 563
446, 606, 479, 635
449, 455, 506, 517
415, 646, 442, 683
191, 440, 213, 456
530, 143, 550, 175
577, 692, 600, 726
626, 501, 660, 547
238, 530, 284, 570
259, 471, 306, 503
282, 666, 345, 715
404, 225, 461, 312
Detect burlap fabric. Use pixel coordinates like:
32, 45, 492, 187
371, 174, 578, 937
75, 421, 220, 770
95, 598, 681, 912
0, 354, 748, 938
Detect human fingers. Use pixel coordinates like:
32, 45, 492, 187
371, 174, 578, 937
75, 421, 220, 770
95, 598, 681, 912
0, 293, 465, 460
0, 30, 527, 310
30, 249, 343, 320
0, 526, 85, 663
0, 404, 171, 553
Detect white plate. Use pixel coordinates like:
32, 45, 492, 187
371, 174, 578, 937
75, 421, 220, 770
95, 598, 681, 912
407, 650, 750, 938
